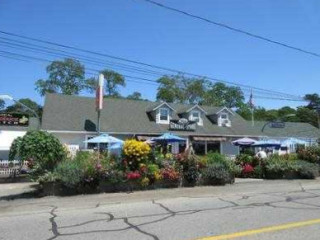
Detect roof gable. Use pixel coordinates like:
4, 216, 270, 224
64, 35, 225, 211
146, 102, 176, 112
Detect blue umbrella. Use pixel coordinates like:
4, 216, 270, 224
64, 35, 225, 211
252, 139, 281, 148
84, 134, 123, 144
151, 133, 186, 143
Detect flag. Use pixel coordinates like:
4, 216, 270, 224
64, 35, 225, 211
96, 74, 104, 111
249, 90, 254, 109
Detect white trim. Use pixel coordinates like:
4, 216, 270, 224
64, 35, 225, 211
189, 110, 203, 126
46, 130, 318, 140
158, 107, 170, 124
215, 107, 235, 115
150, 102, 176, 112
185, 104, 207, 114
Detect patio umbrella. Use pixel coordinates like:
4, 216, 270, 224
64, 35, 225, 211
232, 137, 257, 146
281, 138, 307, 147
151, 133, 186, 143
252, 139, 281, 148
84, 134, 123, 144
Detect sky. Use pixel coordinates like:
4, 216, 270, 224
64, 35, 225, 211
1, 0, 320, 109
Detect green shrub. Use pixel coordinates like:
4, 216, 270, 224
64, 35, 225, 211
201, 162, 231, 185
9, 131, 66, 171
297, 146, 320, 164
295, 160, 319, 179
235, 154, 258, 167
54, 160, 84, 188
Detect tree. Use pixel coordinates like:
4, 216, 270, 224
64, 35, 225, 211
9, 131, 66, 171
127, 92, 142, 100
156, 75, 185, 103
35, 58, 85, 96
184, 78, 210, 104
5, 98, 42, 117
296, 107, 318, 127
304, 93, 320, 109
85, 70, 125, 97
203, 82, 244, 108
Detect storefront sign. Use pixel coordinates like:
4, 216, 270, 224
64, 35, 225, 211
270, 121, 285, 128
169, 119, 196, 131
0, 113, 29, 126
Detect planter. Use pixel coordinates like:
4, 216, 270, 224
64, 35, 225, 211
283, 171, 300, 179
153, 179, 179, 189
41, 182, 78, 196
265, 171, 284, 179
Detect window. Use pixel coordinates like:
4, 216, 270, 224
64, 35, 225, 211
190, 110, 202, 125
159, 108, 169, 123
220, 113, 228, 120
191, 111, 200, 123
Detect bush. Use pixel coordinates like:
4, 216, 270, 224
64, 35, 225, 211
201, 162, 232, 185
235, 154, 258, 167
297, 146, 320, 164
295, 161, 319, 179
54, 160, 84, 188
9, 131, 66, 171
123, 139, 151, 170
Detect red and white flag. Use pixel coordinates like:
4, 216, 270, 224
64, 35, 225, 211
96, 74, 104, 111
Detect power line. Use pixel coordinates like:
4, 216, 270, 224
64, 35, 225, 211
0, 51, 307, 102
140, 0, 320, 59
0, 30, 304, 100
0, 36, 303, 99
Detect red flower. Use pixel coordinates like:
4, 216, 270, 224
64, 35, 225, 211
242, 164, 254, 174
126, 171, 141, 180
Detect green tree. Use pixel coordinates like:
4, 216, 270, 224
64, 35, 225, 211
85, 70, 125, 97
296, 107, 318, 127
127, 91, 142, 100
236, 104, 252, 120
304, 93, 320, 109
204, 82, 244, 108
5, 98, 42, 117
9, 131, 66, 171
35, 58, 85, 96
156, 75, 185, 103
184, 78, 210, 104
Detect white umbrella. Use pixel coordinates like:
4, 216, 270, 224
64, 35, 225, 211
232, 137, 257, 146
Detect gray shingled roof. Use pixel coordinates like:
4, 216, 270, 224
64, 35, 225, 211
41, 94, 320, 139
251, 121, 320, 139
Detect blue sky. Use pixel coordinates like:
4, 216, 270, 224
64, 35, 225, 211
1, 0, 320, 109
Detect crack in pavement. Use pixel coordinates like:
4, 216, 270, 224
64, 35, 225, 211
47, 206, 59, 240
24, 188, 320, 239
123, 217, 160, 240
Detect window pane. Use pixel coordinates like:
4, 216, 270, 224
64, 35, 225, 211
221, 114, 228, 119
160, 109, 168, 121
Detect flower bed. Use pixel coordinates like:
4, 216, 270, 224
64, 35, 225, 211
234, 151, 320, 180
34, 139, 239, 196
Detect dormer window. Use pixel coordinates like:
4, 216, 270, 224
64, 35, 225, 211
218, 112, 231, 127
220, 113, 228, 120
190, 110, 203, 126
159, 108, 169, 124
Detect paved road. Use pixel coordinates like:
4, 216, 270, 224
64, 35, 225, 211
1, 179, 320, 240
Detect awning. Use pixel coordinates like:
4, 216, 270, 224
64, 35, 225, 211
193, 136, 227, 142
136, 135, 154, 141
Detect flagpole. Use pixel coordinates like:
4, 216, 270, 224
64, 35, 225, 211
249, 89, 254, 126
97, 73, 104, 153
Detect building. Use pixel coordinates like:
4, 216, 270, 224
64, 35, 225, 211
40, 94, 320, 156
0, 116, 39, 160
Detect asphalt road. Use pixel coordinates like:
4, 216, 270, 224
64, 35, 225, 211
1, 179, 320, 240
